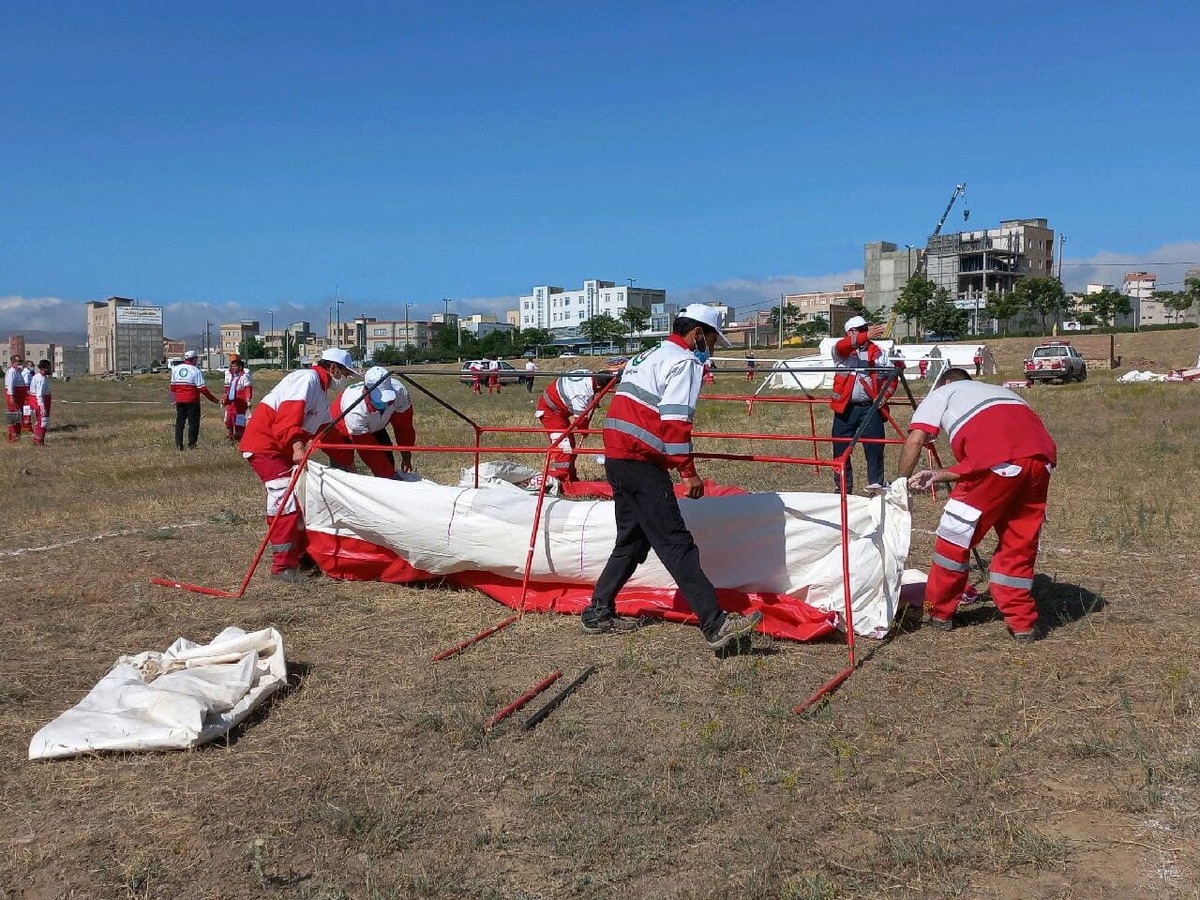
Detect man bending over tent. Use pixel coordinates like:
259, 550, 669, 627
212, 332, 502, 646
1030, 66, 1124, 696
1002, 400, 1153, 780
325, 366, 417, 478
534, 367, 620, 484
582, 304, 763, 651
239, 348, 359, 583
898, 367, 1057, 642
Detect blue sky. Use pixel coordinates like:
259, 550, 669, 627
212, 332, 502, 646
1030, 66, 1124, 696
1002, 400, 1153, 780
3, 1, 1198, 341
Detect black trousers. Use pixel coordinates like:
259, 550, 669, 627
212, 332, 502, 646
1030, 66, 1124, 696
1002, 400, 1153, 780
590, 457, 723, 636
175, 402, 201, 449
831, 403, 885, 493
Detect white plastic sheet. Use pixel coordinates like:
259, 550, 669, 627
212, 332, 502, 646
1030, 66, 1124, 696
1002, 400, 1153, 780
301, 463, 912, 636
29, 627, 287, 760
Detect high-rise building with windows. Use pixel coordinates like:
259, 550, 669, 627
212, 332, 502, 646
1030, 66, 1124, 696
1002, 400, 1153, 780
86, 297, 164, 374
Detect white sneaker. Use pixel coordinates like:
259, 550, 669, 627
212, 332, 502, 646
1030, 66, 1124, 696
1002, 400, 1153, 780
865, 483, 888, 495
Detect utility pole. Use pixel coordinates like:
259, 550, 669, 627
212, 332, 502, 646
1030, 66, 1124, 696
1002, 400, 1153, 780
403, 301, 413, 364
334, 284, 344, 348
778, 293, 784, 349
204, 322, 212, 371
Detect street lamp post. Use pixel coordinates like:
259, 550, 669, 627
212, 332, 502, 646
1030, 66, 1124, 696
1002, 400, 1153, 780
403, 301, 413, 364
443, 297, 461, 361
267, 309, 276, 367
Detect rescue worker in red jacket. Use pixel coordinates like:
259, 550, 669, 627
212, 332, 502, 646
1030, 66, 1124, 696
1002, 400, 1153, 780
829, 316, 902, 495
28, 360, 52, 446
169, 350, 220, 450
534, 367, 619, 484
486, 356, 502, 394
325, 366, 417, 477
898, 367, 1058, 642
239, 348, 359, 582
221, 355, 254, 441
5, 355, 28, 442
582, 304, 763, 651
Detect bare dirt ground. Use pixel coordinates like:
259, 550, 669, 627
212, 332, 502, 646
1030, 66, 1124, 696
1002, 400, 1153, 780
2, 330, 1199, 900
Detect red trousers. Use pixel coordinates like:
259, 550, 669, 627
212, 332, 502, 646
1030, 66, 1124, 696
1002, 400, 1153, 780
488, 373, 501, 393
32, 397, 50, 445
534, 404, 579, 481
925, 456, 1051, 633
224, 400, 249, 440
323, 428, 396, 478
6, 388, 26, 441
247, 453, 305, 574
471, 374, 481, 394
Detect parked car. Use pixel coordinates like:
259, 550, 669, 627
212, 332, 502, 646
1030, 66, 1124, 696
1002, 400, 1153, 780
1023, 341, 1087, 383
458, 360, 521, 385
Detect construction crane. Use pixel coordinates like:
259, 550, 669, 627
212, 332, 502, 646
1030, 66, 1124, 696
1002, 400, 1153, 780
882, 182, 968, 339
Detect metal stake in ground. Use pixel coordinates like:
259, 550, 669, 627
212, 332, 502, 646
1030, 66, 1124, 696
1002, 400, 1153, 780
523, 666, 597, 730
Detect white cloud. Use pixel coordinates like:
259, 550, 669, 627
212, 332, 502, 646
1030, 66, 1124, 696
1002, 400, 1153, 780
0, 295, 79, 336
1061, 241, 1200, 292
671, 271, 865, 318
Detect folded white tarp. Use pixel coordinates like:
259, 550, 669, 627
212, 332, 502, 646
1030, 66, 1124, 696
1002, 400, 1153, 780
301, 463, 912, 637
29, 627, 287, 760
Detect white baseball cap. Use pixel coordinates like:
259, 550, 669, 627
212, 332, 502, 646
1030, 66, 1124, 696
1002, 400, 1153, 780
844, 316, 868, 331
319, 348, 359, 375
183, 349, 198, 360
678, 303, 732, 348
363, 366, 398, 404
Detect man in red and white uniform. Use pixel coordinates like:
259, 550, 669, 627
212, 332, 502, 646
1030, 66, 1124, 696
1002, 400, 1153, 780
468, 360, 483, 395
325, 366, 417, 477
534, 368, 619, 483
5, 355, 28, 442
829, 315, 903, 495
584, 304, 763, 651
28, 360, 52, 446
221, 356, 254, 441
21, 361, 34, 427
486, 356, 502, 394
169, 350, 220, 450
239, 348, 359, 581
898, 367, 1058, 642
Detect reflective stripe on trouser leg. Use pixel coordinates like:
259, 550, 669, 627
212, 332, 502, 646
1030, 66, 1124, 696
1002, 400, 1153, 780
986, 458, 1050, 634
925, 537, 972, 621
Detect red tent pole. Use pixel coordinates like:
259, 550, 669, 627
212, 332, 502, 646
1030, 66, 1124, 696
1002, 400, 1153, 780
484, 669, 562, 731
432, 615, 519, 662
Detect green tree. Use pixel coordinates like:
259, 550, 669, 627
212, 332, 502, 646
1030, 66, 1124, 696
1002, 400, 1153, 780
892, 275, 935, 336
768, 304, 803, 342
1084, 288, 1132, 327
1011, 277, 1069, 334
349, 345, 367, 363
845, 298, 884, 326
923, 288, 968, 338
580, 313, 624, 351
516, 327, 554, 355
619, 306, 651, 351
798, 316, 830, 342
372, 344, 405, 365
1155, 289, 1196, 324
983, 289, 1024, 337
238, 336, 267, 360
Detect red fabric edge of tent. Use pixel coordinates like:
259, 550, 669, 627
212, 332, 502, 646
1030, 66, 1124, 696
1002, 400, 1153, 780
306, 531, 839, 643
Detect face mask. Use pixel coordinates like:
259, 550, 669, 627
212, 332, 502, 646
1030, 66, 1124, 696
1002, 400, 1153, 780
330, 373, 346, 388
693, 349, 709, 363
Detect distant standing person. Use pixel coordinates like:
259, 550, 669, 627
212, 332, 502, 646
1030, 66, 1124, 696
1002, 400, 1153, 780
5, 355, 28, 442
829, 316, 903, 495
744, 351, 756, 382
239, 348, 359, 582
582, 304, 763, 650
21, 360, 34, 427
222, 355, 254, 441
326, 366, 417, 477
898, 367, 1057, 642
524, 358, 538, 393
918, 357, 928, 380
28, 360, 52, 446
169, 350, 220, 450
973, 351, 983, 376
468, 360, 483, 395
487, 356, 502, 394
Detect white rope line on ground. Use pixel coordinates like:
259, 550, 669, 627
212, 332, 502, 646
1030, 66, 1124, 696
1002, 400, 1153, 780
58, 400, 169, 404
0, 522, 208, 558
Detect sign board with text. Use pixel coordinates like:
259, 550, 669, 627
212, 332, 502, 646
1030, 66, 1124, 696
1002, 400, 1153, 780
115, 306, 164, 326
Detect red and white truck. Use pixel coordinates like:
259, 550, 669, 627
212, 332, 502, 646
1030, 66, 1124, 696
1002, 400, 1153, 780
1023, 341, 1088, 384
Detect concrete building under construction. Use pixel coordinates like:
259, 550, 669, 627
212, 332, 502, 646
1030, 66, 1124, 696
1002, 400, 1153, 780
86, 297, 165, 374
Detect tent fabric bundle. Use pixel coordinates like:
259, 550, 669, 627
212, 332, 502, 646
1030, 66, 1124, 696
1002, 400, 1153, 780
300, 463, 912, 641
29, 627, 287, 760
763, 340, 995, 391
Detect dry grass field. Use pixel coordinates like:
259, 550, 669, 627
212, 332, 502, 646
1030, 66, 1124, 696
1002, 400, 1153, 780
2, 331, 1199, 900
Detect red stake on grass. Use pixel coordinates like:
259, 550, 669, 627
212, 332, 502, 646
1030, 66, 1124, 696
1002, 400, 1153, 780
484, 669, 562, 731
431, 615, 519, 662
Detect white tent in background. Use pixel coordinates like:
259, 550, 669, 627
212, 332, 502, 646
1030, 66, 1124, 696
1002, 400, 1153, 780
762, 341, 996, 392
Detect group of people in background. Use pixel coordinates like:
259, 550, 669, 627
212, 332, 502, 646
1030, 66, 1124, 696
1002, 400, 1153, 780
466, 356, 506, 395
5, 355, 52, 445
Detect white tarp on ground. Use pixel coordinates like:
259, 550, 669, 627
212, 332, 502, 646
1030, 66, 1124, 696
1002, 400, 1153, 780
29, 627, 287, 760
762, 341, 995, 391
300, 463, 912, 637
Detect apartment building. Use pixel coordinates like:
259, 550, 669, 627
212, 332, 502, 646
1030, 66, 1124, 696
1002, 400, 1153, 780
1123, 271, 1158, 326
219, 321, 260, 358
85, 297, 165, 374
785, 283, 864, 322
518, 279, 664, 334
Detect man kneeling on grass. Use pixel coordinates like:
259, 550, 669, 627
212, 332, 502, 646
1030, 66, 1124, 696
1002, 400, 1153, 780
581, 304, 762, 652
897, 367, 1057, 642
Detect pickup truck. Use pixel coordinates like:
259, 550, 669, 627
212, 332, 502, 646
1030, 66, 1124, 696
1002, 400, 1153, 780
1023, 341, 1087, 383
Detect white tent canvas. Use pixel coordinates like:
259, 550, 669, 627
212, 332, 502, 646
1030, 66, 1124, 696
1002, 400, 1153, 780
762, 340, 995, 391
